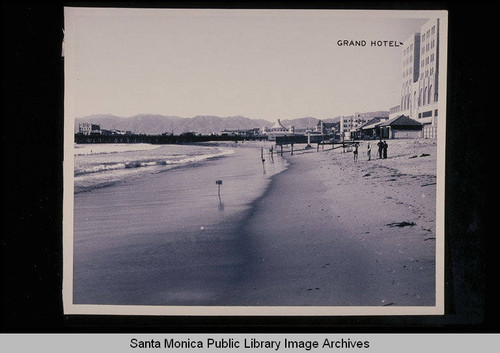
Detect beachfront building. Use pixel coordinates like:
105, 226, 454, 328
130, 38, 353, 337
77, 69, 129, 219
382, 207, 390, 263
316, 120, 337, 136
417, 18, 440, 138
390, 18, 440, 139
261, 119, 295, 141
78, 122, 101, 135
399, 33, 421, 119
340, 113, 369, 140
379, 115, 423, 139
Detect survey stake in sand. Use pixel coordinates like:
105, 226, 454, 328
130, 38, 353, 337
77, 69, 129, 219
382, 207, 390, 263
216, 179, 224, 211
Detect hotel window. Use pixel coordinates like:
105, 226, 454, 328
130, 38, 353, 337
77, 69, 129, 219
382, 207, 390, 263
431, 54, 434, 62
427, 30, 430, 37
430, 68, 434, 76
432, 26, 435, 34
426, 43, 429, 51
426, 57, 429, 65
431, 39, 435, 48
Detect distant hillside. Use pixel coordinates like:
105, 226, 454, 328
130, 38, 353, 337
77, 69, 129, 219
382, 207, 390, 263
75, 114, 273, 135
75, 111, 389, 135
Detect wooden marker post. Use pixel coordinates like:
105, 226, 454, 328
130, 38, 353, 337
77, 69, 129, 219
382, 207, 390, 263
216, 180, 222, 198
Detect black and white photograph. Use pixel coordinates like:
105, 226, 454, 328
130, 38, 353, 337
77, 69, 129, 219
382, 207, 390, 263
62, 8, 447, 316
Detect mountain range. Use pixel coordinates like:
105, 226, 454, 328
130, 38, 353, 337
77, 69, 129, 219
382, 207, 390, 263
74, 111, 389, 135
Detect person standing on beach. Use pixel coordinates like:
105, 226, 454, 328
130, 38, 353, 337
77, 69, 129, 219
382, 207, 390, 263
383, 140, 388, 159
353, 143, 359, 162
377, 140, 383, 159
367, 142, 371, 161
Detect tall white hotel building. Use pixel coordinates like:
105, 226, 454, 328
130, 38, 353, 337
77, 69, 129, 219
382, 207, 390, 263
391, 18, 440, 138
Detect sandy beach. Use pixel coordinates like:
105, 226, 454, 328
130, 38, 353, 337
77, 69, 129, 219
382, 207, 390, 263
72, 139, 437, 308
229, 139, 437, 306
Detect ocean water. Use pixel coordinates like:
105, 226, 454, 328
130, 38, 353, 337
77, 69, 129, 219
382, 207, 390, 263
74, 143, 235, 193
72, 142, 289, 305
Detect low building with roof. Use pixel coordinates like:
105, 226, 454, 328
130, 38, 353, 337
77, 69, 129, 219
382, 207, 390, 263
378, 115, 423, 139
261, 119, 295, 141
220, 128, 261, 137
354, 117, 389, 140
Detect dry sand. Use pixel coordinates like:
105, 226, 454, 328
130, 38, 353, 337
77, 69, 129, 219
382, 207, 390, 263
228, 139, 437, 307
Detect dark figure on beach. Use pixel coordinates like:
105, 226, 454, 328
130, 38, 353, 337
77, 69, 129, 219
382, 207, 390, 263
377, 140, 383, 159
367, 143, 371, 161
382, 140, 388, 159
353, 143, 359, 162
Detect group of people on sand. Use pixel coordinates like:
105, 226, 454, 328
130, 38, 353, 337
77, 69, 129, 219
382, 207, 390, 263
353, 140, 388, 162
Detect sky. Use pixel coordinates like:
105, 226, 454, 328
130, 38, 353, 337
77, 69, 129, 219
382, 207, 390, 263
64, 8, 431, 121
